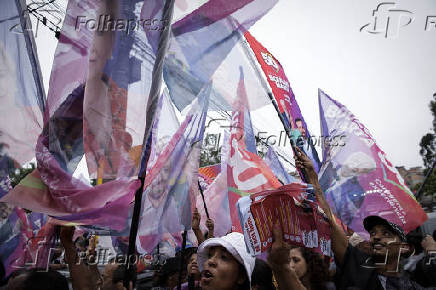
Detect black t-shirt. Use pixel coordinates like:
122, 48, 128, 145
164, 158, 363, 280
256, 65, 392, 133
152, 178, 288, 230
337, 245, 433, 290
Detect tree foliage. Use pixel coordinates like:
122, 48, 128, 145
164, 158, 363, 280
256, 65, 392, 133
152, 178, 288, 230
417, 93, 436, 199
9, 162, 36, 188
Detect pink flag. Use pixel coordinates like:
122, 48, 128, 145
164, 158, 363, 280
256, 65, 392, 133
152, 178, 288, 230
227, 69, 281, 232
318, 89, 427, 236
136, 84, 211, 253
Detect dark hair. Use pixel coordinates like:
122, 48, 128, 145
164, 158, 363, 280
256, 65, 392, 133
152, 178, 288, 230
293, 247, 329, 290
251, 258, 275, 290
182, 247, 198, 265
153, 257, 182, 287
74, 235, 89, 249
406, 228, 424, 254
21, 269, 69, 290
113, 264, 137, 286
238, 263, 251, 290
295, 118, 302, 124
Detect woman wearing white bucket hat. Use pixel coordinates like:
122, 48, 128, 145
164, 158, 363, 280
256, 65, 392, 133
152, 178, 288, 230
197, 232, 254, 290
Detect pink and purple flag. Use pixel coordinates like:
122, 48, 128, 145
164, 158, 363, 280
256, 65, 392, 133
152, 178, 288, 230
227, 68, 281, 232
0, 0, 44, 176
164, 0, 278, 111
318, 89, 427, 236
136, 83, 211, 253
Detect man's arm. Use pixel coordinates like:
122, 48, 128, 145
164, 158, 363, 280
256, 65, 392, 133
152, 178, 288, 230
294, 146, 348, 265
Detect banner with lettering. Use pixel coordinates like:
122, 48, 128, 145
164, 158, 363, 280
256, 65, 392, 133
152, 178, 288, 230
244, 31, 321, 173
318, 89, 427, 235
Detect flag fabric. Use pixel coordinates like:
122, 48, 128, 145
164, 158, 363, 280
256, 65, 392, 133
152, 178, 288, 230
136, 83, 211, 253
1, 89, 140, 231
318, 89, 427, 236
0, 0, 44, 172
164, 0, 278, 112
0, 204, 55, 278
264, 146, 296, 185
196, 131, 232, 238
47, 0, 162, 180
146, 89, 180, 174
227, 68, 281, 232
199, 164, 222, 186
244, 31, 321, 173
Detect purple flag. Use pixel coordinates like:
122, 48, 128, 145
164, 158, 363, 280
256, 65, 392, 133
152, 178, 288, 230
318, 89, 427, 236
264, 146, 296, 185
164, 0, 278, 111
136, 83, 211, 253
0, 0, 44, 171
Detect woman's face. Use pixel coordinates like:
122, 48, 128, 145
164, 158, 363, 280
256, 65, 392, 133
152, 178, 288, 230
148, 162, 170, 205
289, 248, 308, 279
200, 246, 246, 290
187, 253, 200, 278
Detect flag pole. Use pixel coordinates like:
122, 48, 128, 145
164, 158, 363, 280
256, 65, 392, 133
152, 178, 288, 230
124, 0, 175, 287
414, 160, 436, 200
237, 31, 309, 182
198, 180, 210, 218
177, 230, 188, 290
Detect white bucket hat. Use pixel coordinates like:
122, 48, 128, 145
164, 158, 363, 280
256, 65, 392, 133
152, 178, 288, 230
197, 232, 255, 282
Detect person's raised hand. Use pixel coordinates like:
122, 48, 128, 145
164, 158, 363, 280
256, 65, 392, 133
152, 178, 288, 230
192, 207, 201, 230
60, 226, 75, 246
422, 235, 436, 252
267, 222, 291, 269
294, 146, 314, 172
206, 218, 214, 237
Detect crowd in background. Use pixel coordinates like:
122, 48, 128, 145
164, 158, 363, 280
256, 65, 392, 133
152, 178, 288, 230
0, 148, 435, 290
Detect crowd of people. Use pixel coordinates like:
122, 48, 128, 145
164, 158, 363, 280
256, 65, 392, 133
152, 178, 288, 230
1, 148, 435, 290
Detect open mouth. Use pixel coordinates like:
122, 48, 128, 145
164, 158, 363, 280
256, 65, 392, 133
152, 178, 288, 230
372, 243, 385, 250
201, 269, 214, 283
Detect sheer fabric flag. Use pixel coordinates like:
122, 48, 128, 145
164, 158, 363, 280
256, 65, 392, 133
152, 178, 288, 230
199, 164, 222, 186
0, 0, 44, 173
48, 0, 162, 180
318, 89, 427, 235
196, 131, 232, 237
0, 205, 54, 277
164, 0, 278, 111
1, 0, 170, 230
136, 84, 211, 253
264, 146, 296, 185
1, 90, 140, 231
244, 31, 321, 173
227, 69, 281, 232
146, 89, 180, 174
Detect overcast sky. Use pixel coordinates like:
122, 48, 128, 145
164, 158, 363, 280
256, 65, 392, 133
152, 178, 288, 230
31, 0, 435, 169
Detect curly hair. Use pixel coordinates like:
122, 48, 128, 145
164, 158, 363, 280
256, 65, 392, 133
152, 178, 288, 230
292, 247, 329, 290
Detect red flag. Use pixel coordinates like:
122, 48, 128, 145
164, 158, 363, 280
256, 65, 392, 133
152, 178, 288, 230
227, 68, 281, 232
